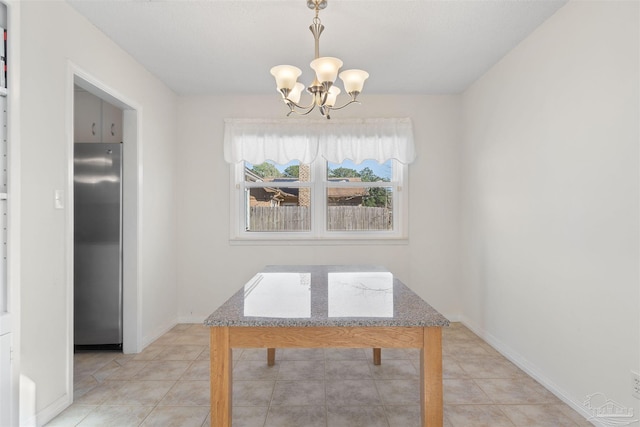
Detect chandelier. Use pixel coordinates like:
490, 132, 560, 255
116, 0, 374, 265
270, 0, 369, 119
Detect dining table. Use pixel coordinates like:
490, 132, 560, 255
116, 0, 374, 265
204, 265, 449, 426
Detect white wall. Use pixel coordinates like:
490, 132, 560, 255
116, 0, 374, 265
175, 94, 462, 322
19, 1, 178, 423
17, 0, 638, 424
460, 0, 639, 419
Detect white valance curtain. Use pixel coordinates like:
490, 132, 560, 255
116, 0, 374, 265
223, 118, 416, 165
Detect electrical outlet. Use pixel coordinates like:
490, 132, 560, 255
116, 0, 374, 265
632, 371, 640, 400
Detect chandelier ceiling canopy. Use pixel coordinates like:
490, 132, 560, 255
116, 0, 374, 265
270, 0, 369, 119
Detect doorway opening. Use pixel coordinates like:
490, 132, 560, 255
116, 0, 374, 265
70, 72, 141, 365
73, 86, 124, 352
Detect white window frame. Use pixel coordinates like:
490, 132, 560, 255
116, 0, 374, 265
230, 158, 409, 243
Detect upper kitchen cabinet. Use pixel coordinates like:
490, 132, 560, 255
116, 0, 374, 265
74, 90, 101, 143
101, 101, 122, 143
74, 89, 123, 143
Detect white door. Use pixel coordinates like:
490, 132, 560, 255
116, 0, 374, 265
0, 329, 10, 427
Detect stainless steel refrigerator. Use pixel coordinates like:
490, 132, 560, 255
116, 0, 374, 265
74, 143, 122, 348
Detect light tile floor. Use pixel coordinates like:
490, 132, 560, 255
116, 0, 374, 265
46, 322, 593, 427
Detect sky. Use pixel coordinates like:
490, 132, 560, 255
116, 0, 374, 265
327, 159, 392, 180
248, 159, 392, 180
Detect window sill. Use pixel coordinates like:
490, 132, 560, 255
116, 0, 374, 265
229, 237, 409, 246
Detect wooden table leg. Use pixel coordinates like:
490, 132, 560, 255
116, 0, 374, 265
267, 348, 276, 366
210, 327, 232, 427
373, 348, 381, 365
421, 327, 443, 427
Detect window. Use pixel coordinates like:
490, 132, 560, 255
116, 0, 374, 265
326, 159, 395, 232
225, 118, 414, 241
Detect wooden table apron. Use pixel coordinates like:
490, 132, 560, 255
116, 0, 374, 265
209, 325, 444, 427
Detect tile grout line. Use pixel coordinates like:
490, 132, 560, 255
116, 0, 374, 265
324, 349, 329, 427
263, 351, 278, 427
369, 358, 392, 427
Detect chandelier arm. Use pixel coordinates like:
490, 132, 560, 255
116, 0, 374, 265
284, 97, 318, 116
286, 104, 318, 116
284, 98, 316, 111
325, 99, 361, 111
320, 91, 329, 107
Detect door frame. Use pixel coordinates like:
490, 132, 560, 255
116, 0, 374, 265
66, 64, 143, 392
2, 2, 19, 425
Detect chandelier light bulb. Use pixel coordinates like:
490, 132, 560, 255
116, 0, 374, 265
270, 65, 302, 91
287, 82, 305, 104
310, 57, 343, 84
339, 69, 369, 95
324, 86, 341, 107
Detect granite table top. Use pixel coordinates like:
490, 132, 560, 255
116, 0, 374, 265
204, 265, 450, 328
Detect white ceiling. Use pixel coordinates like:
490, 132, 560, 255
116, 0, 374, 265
66, 0, 567, 96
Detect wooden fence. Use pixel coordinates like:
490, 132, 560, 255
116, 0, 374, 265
249, 206, 310, 231
249, 206, 392, 231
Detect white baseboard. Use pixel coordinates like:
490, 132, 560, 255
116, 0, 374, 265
442, 313, 462, 323
458, 316, 600, 427
176, 315, 207, 324
33, 392, 71, 427
141, 316, 179, 349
